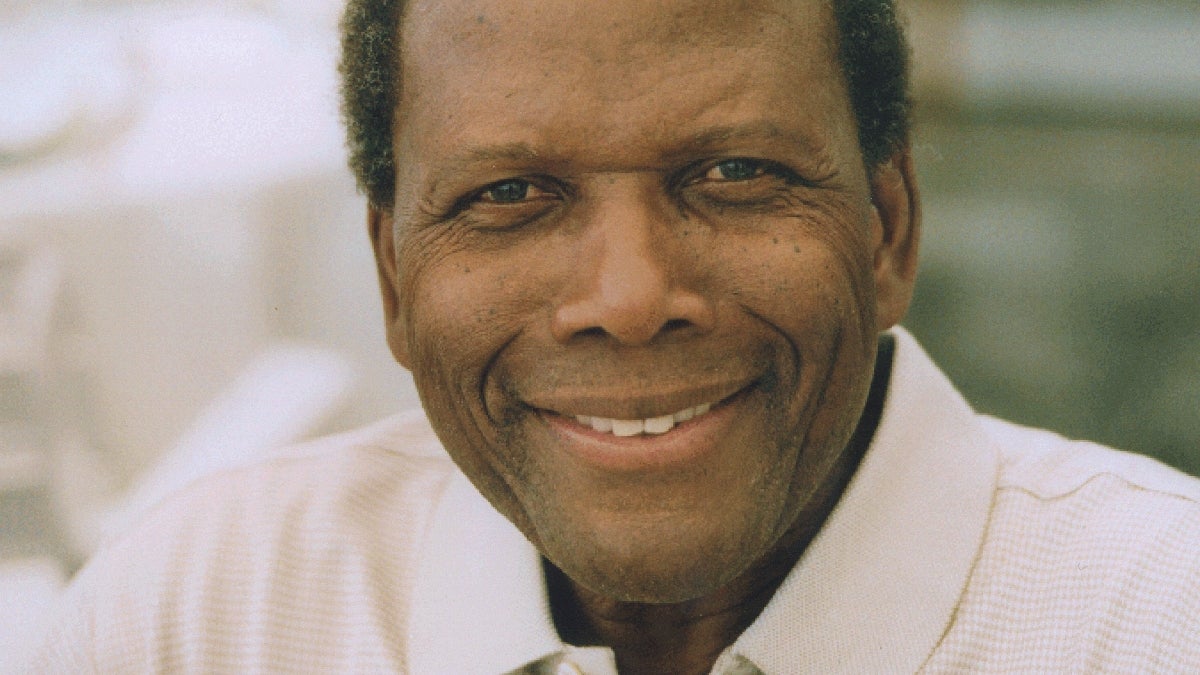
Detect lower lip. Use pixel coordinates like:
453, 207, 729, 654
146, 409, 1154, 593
538, 391, 748, 473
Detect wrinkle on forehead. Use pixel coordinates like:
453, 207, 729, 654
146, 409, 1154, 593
396, 0, 844, 127
401, 0, 832, 85
393, 0, 860, 194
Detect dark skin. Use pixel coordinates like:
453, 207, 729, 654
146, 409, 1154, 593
545, 337, 894, 674
370, 0, 920, 671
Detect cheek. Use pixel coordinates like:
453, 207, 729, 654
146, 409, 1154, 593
710, 217, 879, 446
396, 235, 567, 538
718, 222, 876, 341
397, 232, 564, 418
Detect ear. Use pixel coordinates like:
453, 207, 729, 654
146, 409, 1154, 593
369, 205, 412, 369
868, 146, 921, 331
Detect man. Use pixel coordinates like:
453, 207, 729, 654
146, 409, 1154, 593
37, 0, 1200, 673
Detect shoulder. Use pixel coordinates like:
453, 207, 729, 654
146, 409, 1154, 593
928, 418, 1200, 671
983, 417, 1200, 566
985, 416, 1200, 504
35, 411, 458, 673
120, 410, 457, 562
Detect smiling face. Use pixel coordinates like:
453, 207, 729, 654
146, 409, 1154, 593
373, 0, 919, 603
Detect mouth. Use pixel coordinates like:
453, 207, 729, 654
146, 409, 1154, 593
570, 400, 715, 437
528, 373, 754, 437
530, 382, 754, 472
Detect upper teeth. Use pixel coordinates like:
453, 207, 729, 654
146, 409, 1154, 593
574, 402, 712, 437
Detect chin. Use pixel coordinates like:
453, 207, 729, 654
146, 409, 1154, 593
563, 553, 744, 605
539, 508, 780, 605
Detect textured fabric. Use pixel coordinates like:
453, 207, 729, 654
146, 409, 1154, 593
34, 328, 1200, 674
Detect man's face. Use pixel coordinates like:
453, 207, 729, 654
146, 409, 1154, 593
375, 0, 917, 603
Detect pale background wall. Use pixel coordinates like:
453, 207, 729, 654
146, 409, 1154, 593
1, 0, 1197, 669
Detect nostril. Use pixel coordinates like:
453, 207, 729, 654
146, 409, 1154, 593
662, 318, 692, 333
575, 326, 607, 340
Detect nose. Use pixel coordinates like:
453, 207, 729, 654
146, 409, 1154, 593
550, 187, 715, 345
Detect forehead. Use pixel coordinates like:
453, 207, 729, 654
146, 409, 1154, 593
402, 0, 831, 60
395, 0, 851, 173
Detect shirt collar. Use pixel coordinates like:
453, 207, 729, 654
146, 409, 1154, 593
407, 469, 564, 674
407, 327, 1000, 674
727, 326, 1000, 672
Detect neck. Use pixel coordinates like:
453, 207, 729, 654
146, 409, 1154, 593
546, 336, 895, 674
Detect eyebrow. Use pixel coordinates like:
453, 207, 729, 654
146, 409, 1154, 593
424, 121, 832, 190
457, 143, 542, 165
431, 143, 542, 177
673, 122, 829, 161
422, 142, 544, 195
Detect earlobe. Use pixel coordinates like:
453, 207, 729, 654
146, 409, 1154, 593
369, 206, 412, 369
869, 147, 922, 330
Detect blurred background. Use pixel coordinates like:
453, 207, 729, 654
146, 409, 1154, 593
1, 0, 1197, 668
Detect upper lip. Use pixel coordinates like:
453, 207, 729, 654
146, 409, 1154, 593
522, 376, 755, 420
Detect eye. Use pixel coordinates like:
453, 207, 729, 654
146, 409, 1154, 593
482, 179, 530, 203
680, 157, 810, 212
477, 178, 554, 204
705, 158, 768, 182
447, 175, 564, 230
